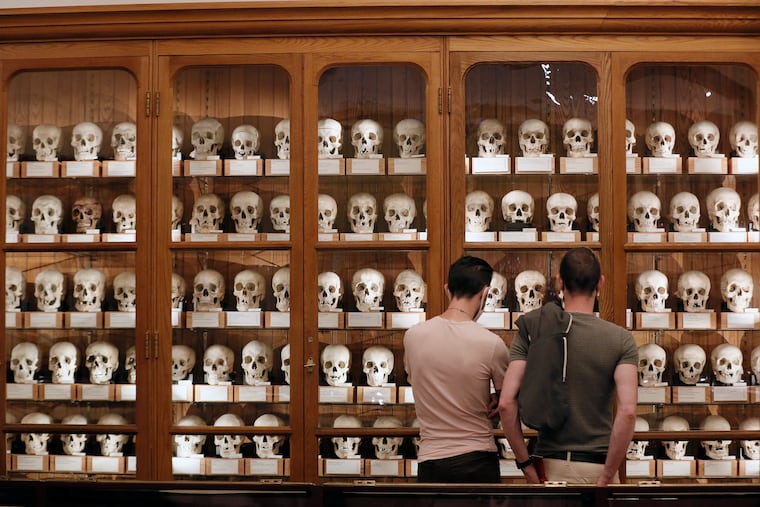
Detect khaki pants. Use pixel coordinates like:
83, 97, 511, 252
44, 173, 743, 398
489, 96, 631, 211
543, 458, 619, 484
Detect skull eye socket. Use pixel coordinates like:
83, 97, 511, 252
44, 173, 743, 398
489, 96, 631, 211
657, 287, 666, 294
277, 132, 287, 141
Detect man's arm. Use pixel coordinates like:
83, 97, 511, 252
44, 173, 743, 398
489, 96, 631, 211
597, 363, 638, 486
497, 360, 540, 483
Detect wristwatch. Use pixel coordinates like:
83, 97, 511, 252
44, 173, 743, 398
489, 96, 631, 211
515, 457, 533, 470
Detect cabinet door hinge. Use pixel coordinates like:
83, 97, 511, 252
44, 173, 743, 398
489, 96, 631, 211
448, 87, 452, 114
153, 332, 159, 359
153, 92, 160, 118
144, 331, 151, 359
438, 88, 443, 115
144, 92, 151, 118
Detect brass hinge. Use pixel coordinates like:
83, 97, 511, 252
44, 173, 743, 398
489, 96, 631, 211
144, 92, 151, 118
154, 332, 159, 359
144, 331, 151, 359
438, 88, 442, 114
154, 91, 160, 118
448, 87, 452, 114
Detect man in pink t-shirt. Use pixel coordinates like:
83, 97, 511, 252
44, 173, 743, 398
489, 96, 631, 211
404, 255, 509, 483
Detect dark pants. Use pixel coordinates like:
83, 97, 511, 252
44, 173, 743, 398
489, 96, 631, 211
417, 451, 500, 483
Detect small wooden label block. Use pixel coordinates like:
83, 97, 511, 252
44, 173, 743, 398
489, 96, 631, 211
499, 229, 538, 242
6, 161, 20, 178
542, 231, 581, 242
318, 158, 345, 175
677, 312, 716, 330
709, 231, 747, 242
62, 233, 101, 243
626, 156, 641, 174
12, 454, 49, 471
711, 385, 748, 402
185, 232, 223, 242
245, 457, 288, 476
739, 460, 760, 477
265, 311, 290, 328
465, 231, 497, 242
22, 161, 60, 177
628, 232, 667, 243
477, 311, 510, 330
102, 160, 136, 177
365, 458, 405, 476
39, 383, 76, 401
405, 459, 419, 477
346, 312, 384, 328
559, 156, 597, 174
171, 383, 194, 402
78, 384, 115, 401
102, 232, 136, 243
318, 312, 345, 329
194, 384, 234, 402
357, 386, 397, 404
184, 159, 222, 176
637, 386, 670, 404
751, 386, 760, 403
206, 457, 245, 476
224, 311, 261, 328
318, 385, 354, 403
274, 385, 290, 402
6, 383, 37, 400
318, 232, 340, 242
388, 157, 426, 174
625, 459, 656, 478
50, 455, 87, 472
398, 386, 415, 405
116, 384, 137, 401
635, 312, 674, 330
65, 312, 103, 329
721, 311, 760, 329
233, 385, 272, 402
514, 155, 554, 173
688, 157, 727, 174
5, 232, 19, 243
22, 234, 61, 244
698, 459, 737, 477
224, 158, 263, 176
105, 311, 136, 329
657, 459, 696, 478
172, 456, 206, 475
668, 231, 707, 243
62, 160, 101, 177
471, 156, 510, 174
321, 458, 363, 476
224, 232, 258, 242
346, 157, 384, 175
172, 159, 182, 176
672, 385, 709, 404
265, 159, 290, 176
387, 311, 425, 329
24, 312, 64, 329
378, 231, 418, 241
263, 232, 290, 241
187, 311, 225, 328
340, 232, 377, 241
643, 156, 682, 174
171, 309, 184, 328
5, 312, 23, 329
730, 157, 759, 174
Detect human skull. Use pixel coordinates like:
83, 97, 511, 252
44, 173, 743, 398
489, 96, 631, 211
230, 124, 260, 159
5, 266, 25, 311
125, 345, 136, 384
10, 342, 39, 383
748, 194, 759, 231
518, 119, 550, 157
661, 415, 690, 460
514, 270, 546, 313
394, 118, 425, 158
203, 344, 234, 385
700, 415, 732, 459
34, 268, 65, 312
721, 268, 753, 312
318, 118, 342, 158
171, 125, 183, 160
673, 344, 706, 385
637, 343, 666, 386
669, 192, 700, 232
85, 341, 119, 384
476, 118, 506, 157
351, 119, 383, 158
31, 194, 63, 234
706, 187, 741, 232
96, 413, 129, 456
112, 194, 136, 232
625, 119, 636, 155
20, 412, 53, 455
383, 193, 416, 232
113, 271, 137, 312
110, 121, 137, 161
171, 345, 196, 381
281, 344, 291, 384
347, 192, 377, 233
465, 190, 494, 232
485, 272, 507, 312
321, 344, 351, 386
562, 117, 594, 157
688, 120, 720, 157
318, 194, 338, 232
676, 271, 711, 313
271, 267, 290, 312
174, 415, 206, 458
61, 414, 88, 456
739, 417, 760, 460
635, 270, 669, 313
352, 268, 385, 312
252, 414, 286, 458
171, 195, 184, 230
318, 271, 342, 312
645, 121, 676, 157
628, 191, 661, 232
729, 121, 758, 158
72, 196, 102, 233
6, 123, 24, 162
190, 118, 224, 160
232, 269, 264, 311
32, 124, 62, 161
546, 192, 577, 232
393, 269, 425, 312
362, 345, 394, 387
194, 269, 225, 311
73, 268, 106, 312
332, 414, 362, 459
171, 272, 186, 309
501, 190, 534, 224
270, 195, 291, 232
71, 122, 103, 161
752, 345, 760, 380
711, 343, 744, 385
190, 193, 225, 233
6, 194, 25, 233
213, 413, 244, 458
274, 119, 290, 160
371, 416, 404, 459
241, 340, 273, 386
587, 192, 600, 232
626, 417, 650, 460
229, 190, 262, 233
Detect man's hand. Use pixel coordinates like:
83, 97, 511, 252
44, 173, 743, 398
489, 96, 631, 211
487, 392, 500, 422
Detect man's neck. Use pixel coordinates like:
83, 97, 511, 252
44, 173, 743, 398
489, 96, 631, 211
562, 291, 596, 313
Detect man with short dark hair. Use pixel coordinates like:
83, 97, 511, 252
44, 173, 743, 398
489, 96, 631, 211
498, 247, 638, 485
404, 255, 509, 483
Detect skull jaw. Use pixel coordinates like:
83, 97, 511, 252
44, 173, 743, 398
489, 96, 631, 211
703, 442, 731, 460
742, 442, 760, 460
365, 369, 388, 387
333, 438, 361, 459
52, 369, 75, 384
664, 442, 688, 460
89, 369, 113, 385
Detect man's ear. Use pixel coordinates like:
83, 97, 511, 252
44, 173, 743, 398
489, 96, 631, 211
555, 273, 564, 292
597, 274, 605, 292
445, 283, 452, 301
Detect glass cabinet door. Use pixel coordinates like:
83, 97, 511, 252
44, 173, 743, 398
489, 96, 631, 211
304, 39, 444, 483
156, 45, 303, 481
622, 58, 760, 483
1, 43, 152, 479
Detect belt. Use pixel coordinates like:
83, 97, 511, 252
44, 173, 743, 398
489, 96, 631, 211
542, 451, 607, 464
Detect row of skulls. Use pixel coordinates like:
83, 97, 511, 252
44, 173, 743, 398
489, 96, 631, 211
7, 194, 136, 234
195, 341, 288, 387
475, 117, 594, 158
175, 192, 290, 234
637, 342, 759, 388
628, 414, 760, 461
5, 267, 135, 313
320, 344, 395, 387
178, 117, 426, 162
634, 268, 753, 314
174, 413, 288, 459
176, 267, 290, 313
634, 119, 758, 159
7, 122, 137, 162
318, 268, 426, 313
628, 188, 758, 233
10, 412, 132, 458
328, 415, 414, 460
319, 192, 423, 234
466, 190, 596, 233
